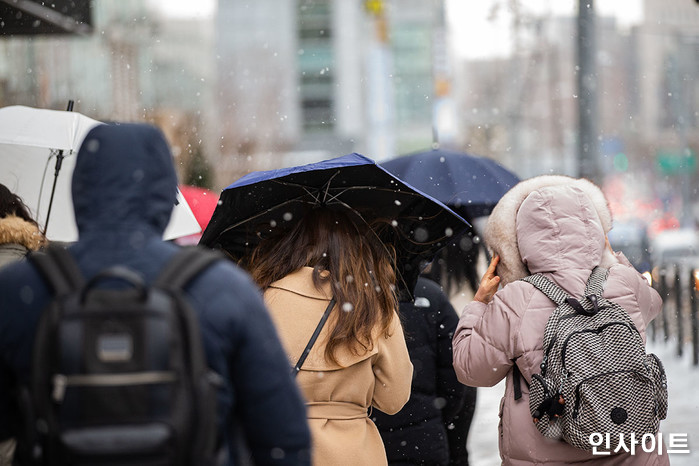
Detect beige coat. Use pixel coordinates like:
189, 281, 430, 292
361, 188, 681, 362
264, 267, 413, 466
453, 179, 668, 465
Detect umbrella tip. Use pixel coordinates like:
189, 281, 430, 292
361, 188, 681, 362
431, 126, 440, 150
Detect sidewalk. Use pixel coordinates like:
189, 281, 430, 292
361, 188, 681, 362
465, 340, 699, 465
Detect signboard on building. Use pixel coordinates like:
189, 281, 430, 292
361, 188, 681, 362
657, 149, 697, 175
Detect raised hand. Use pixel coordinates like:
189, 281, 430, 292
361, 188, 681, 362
474, 255, 501, 304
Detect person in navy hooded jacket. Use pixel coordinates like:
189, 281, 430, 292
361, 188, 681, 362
0, 123, 311, 465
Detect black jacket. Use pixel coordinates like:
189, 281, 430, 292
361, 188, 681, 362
373, 277, 476, 465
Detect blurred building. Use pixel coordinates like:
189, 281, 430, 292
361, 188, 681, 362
635, 0, 699, 226
635, 0, 699, 181
1, 0, 458, 190
454, 13, 641, 180
636, 0, 699, 147
214, 0, 451, 184
0, 0, 217, 185
454, 5, 692, 181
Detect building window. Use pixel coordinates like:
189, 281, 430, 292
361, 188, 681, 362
298, 0, 335, 132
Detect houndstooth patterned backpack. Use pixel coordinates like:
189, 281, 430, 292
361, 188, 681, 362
521, 267, 668, 452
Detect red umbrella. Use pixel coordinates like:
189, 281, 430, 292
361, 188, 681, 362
176, 185, 219, 245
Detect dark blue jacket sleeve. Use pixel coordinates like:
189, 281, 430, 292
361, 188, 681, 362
229, 289, 311, 465
189, 261, 311, 466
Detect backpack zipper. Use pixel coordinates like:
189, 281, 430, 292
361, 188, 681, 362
560, 321, 638, 372
52, 371, 177, 403
572, 369, 648, 417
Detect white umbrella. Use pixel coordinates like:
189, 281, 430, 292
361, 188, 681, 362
0, 105, 200, 242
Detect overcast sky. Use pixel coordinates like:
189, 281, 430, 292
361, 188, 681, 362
447, 0, 644, 58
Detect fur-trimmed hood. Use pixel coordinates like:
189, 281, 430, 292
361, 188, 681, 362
484, 175, 616, 286
0, 215, 47, 252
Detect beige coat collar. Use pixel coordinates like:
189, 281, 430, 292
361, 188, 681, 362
269, 267, 333, 301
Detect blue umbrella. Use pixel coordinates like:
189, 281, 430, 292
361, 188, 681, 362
200, 153, 470, 300
380, 149, 520, 218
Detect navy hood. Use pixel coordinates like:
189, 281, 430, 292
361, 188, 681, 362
71, 124, 178, 238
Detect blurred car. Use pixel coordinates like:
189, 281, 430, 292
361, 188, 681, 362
649, 228, 699, 289
608, 220, 652, 274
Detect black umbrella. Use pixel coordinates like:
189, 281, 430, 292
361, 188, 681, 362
382, 149, 520, 295
380, 148, 520, 218
200, 153, 470, 301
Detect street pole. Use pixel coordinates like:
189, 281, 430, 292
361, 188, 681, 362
668, 35, 693, 228
576, 0, 598, 182
364, 0, 395, 162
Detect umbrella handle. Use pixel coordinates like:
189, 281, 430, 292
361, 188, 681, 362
42, 100, 74, 236
42, 151, 64, 236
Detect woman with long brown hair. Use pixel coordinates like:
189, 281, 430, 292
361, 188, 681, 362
245, 205, 413, 466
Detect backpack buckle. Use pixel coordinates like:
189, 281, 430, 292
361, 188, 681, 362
565, 296, 599, 316
586, 294, 600, 314
532, 392, 566, 423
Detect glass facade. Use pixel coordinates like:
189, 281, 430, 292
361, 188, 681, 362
297, 0, 335, 132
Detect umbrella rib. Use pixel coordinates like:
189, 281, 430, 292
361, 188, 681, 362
216, 195, 310, 236
219, 181, 453, 235
215, 175, 465, 301
323, 197, 412, 299
298, 184, 322, 205
321, 171, 340, 204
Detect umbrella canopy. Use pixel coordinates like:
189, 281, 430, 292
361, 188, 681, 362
175, 185, 220, 246
0, 105, 201, 242
380, 148, 520, 218
0, 0, 92, 36
200, 153, 470, 301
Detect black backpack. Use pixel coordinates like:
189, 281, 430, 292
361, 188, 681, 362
521, 267, 668, 452
18, 245, 223, 465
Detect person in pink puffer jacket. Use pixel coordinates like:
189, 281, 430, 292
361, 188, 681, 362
452, 175, 668, 465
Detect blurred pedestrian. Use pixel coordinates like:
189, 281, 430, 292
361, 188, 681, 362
451, 175, 667, 465
0, 123, 311, 465
423, 223, 482, 298
0, 184, 47, 465
0, 183, 47, 269
245, 206, 413, 466
373, 275, 476, 465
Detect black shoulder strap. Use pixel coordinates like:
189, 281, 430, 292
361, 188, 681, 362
521, 274, 570, 306
28, 244, 85, 295
512, 362, 526, 400
292, 298, 336, 377
154, 246, 223, 291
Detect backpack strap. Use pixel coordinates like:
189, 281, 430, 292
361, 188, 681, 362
512, 361, 527, 400
521, 274, 570, 306
154, 246, 223, 291
28, 244, 85, 295
152, 246, 225, 464
584, 266, 609, 297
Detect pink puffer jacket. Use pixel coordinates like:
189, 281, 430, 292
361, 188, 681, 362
452, 177, 668, 465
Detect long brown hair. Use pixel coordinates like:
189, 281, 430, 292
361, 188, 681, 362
245, 206, 398, 365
